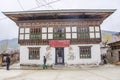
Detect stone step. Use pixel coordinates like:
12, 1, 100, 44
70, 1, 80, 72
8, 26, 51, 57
52, 65, 66, 69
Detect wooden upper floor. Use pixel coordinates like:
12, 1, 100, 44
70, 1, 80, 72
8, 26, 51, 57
3, 9, 116, 45
17, 20, 101, 45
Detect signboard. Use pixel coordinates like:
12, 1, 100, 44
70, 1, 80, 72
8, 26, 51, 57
49, 40, 70, 47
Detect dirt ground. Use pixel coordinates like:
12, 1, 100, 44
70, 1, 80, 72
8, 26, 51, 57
0, 64, 120, 80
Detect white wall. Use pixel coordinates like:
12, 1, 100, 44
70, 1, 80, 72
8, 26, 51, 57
20, 45, 55, 65
20, 44, 101, 65
64, 44, 101, 65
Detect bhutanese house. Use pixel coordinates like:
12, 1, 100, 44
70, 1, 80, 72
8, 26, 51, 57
3, 9, 115, 66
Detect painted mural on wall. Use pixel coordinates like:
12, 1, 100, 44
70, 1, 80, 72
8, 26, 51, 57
68, 46, 75, 60
45, 46, 52, 60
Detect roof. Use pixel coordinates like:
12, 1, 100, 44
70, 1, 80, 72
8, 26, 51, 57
3, 9, 116, 14
3, 9, 116, 21
108, 41, 120, 46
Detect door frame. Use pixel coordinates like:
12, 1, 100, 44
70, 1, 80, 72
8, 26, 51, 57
55, 47, 64, 65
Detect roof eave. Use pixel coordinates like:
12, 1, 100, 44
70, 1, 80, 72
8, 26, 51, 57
3, 9, 116, 14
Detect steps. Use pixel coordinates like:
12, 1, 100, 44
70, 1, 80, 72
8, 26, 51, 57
52, 65, 66, 69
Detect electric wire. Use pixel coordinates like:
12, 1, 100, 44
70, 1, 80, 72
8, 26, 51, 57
30, 0, 60, 10
0, 0, 61, 21
17, 0, 25, 11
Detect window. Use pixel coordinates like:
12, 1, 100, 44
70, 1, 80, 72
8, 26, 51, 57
42, 27, 47, 39
19, 27, 30, 40
90, 33, 95, 38
72, 27, 77, 32
25, 28, 30, 33
53, 28, 65, 39
25, 34, 29, 39
89, 26, 94, 32
42, 27, 47, 33
30, 28, 42, 39
66, 27, 71, 32
19, 28, 24, 40
48, 27, 53, 39
20, 28, 24, 33
95, 26, 100, 38
77, 27, 89, 39
66, 33, 71, 39
66, 27, 71, 39
48, 34, 53, 39
28, 47, 40, 60
79, 46, 91, 59
89, 26, 100, 38
95, 26, 99, 31
95, 33, 100, 38
72, 33, 77, 38
20, 34, 24, 40
71, 27, 77, 39
89, 26, 95, 38
48, 27, 53, 32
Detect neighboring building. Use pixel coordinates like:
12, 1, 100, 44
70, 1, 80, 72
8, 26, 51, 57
0, 49, 19, 66
107, 41, 120, 64
0, 53, 2, 66
0, 53, 11, 66
4, 9, 115, 66
100, 30, 120, 64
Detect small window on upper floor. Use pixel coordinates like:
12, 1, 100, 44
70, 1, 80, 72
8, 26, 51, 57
77, 27, 89, 39
30, 28, 42, 40
53, 28, 65, 39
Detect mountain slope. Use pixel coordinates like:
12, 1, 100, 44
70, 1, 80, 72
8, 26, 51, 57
0, 38, 19, 51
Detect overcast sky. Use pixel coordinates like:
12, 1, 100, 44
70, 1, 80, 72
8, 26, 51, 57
0, 0, 120, 40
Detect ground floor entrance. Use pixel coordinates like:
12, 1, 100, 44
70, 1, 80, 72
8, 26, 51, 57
55, 47, 64, 65
19, 44, 101, 65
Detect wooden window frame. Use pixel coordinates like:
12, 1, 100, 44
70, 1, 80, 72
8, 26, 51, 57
66, 27, 71, 39
53, 27, 65, 40
77, 27, 90, 39
79, 46, 91, 59
48, 27, 53, 39
19, 28, 25, 40
30, 28, 42, 40
28, 47, 40, 60
94, 26, 100, 38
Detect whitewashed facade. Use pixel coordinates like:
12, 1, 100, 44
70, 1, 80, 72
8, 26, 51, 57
20, 44, 101, 65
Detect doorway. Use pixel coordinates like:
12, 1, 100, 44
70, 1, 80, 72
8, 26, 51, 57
55, 47, 64, 65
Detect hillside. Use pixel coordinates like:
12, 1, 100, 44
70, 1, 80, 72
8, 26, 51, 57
101, 30, 119, 35
101, 30, 120, 43
0, 38, 19, 51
